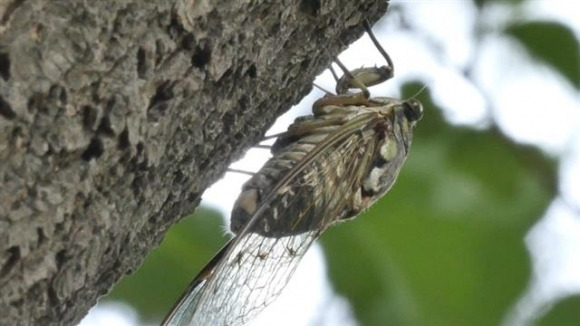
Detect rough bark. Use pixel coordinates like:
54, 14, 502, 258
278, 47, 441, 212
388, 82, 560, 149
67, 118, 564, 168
0, 0, 388, 325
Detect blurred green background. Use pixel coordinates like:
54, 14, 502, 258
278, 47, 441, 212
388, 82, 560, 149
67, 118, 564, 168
99, 1, 580, 325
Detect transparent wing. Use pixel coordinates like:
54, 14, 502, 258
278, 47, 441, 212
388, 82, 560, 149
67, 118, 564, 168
163, 112, 383, 326
163, 234, 319, 326
194, 232, 318, 325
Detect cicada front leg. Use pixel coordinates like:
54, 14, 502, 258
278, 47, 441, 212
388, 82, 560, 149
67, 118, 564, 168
334, 20, 395, 94
313, 58, 372, 111
314, 20, 395, 110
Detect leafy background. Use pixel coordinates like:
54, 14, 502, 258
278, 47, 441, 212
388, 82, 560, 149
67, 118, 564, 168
89, 1, 580, 325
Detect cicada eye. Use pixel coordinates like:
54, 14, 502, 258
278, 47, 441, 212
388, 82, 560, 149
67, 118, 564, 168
402, 99, 423, 122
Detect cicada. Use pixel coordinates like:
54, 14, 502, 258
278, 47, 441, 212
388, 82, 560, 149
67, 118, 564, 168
162, 21, 423, 326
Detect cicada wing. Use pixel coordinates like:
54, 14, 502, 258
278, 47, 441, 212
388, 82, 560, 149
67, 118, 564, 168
193, 232, 318, 325
161, 230, 320, 325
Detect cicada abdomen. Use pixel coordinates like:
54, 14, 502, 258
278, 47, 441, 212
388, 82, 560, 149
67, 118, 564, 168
162, 20, 423, 326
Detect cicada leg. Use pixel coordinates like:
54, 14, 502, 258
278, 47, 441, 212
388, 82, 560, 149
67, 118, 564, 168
226, 145, 271, 176
328, 64, 341, 85
227, 168, 256, 176
333, 20, 396, 95
334, 20, 395, 94
363, 19, 394, 73
313, 57, 371, 110
313, 82, 334, 95
313, 21, 396, 110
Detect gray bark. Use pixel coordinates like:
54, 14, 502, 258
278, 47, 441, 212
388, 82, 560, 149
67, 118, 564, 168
0, 0, 388, 325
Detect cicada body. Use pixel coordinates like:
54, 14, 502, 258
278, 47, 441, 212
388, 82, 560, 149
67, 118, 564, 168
162, 21, 423, 326
231, 97, 422, 238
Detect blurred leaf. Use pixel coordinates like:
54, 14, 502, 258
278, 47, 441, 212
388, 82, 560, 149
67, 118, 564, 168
105, 207, 228, 322
536, 296, 580, 326
322, 84, 556, 326
506, 21, 580, 89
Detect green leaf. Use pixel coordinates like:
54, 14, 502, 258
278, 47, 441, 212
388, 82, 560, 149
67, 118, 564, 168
506, 21, 580, 89
322, 84, 556, 326
536, 296, 580, 326
105, 207, 228, 322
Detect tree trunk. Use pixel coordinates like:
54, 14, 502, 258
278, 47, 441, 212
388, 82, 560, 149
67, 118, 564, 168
0, 0, 388, 325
